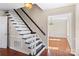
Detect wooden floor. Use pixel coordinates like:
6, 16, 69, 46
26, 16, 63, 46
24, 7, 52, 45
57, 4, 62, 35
0, 48, 27, 56
0, 37, 75, 56
48, 37, 75, 56
0, 48, 47, 56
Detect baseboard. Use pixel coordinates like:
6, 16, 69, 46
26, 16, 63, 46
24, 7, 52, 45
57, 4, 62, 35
70, 49, 75, 55
49, 36, 67, 39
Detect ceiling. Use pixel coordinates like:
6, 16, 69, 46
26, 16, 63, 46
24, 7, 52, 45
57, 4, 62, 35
0, 3, 24, 10
0, 3, 73, 10
36, 3, 73, 11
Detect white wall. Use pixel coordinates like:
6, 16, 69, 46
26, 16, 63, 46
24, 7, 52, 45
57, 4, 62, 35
0, 10, 5, 16
16, 5, 48, 48
0, 10, 7, 48
48, 20, 67, 38
75, 4, 79, 55
0, 3, 24, 10
0, 16, 7, 48
48, 14, 67, 38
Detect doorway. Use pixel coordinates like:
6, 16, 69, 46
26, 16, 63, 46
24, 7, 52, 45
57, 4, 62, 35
48, 13, 74, 56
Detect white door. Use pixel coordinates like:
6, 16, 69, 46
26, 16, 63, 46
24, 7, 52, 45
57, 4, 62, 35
0, 16, 7, 48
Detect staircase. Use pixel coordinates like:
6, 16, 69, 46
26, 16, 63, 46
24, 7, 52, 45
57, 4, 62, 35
6, 10, 46, 56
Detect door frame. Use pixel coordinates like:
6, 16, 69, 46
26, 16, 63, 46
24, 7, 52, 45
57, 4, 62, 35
48, 13, 75, 54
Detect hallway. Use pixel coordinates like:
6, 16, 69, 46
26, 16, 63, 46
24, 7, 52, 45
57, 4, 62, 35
48, 37, 75, 56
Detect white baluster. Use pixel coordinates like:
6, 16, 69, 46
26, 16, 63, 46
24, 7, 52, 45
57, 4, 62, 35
30, 34, 36, 55
33, 34, 36, 55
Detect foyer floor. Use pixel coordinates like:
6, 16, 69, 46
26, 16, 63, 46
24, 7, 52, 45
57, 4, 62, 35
48, 37, 75, 56
0, 48, 47, 56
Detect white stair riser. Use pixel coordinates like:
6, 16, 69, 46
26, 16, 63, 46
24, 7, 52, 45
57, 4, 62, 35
13, 25, 26, 27
21, 34, 33, 38
10, 15, 20, 19
25, 38, 36, 43
11, 22, 24, 25
36, 47, 46, 56
36, 44, 43, 50
10, 18, 21, 20
26, 40, 42, 47
18, 31, 31, 34
26, 39, 41, 45
15, 28, 28, 30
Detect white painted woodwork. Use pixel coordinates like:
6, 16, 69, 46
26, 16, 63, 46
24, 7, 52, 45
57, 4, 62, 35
0, 16, 7, 48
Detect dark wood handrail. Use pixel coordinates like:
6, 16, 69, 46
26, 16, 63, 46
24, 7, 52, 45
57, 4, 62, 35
14, 9, 36, 34
20, 8, 46, 36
